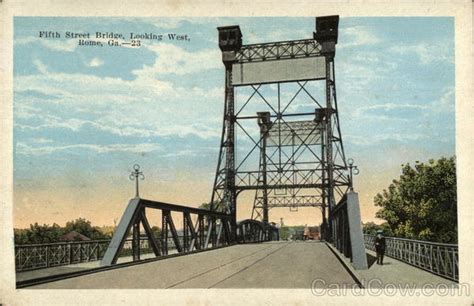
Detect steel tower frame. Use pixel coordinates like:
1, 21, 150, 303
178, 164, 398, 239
211, 16, 351, 241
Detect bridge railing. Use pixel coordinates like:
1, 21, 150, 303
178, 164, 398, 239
364, 234, 459, 281
15, 240, 110, 272
16, 201, 280, 272
237, 219, 279, 243
15, 237, 188, 272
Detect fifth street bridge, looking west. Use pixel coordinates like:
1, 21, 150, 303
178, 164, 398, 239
15, 16, 458, 289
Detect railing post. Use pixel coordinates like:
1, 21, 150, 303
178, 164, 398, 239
46, 245, 49, 268
68, 243, 72, 264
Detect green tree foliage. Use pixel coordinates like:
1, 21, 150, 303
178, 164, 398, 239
374, 157, 457, 243
14, 223, 63, 244
199, 201, 226, 212
279, 226, 291, 240
14, 218, 113, 244
362, 221, 393, 236
64, 218, 111, 240
279, 226, 306, 240
151, 226, 162, 238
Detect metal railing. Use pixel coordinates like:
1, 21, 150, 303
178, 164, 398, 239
364, 234, 459, 281
15, 237, 186, 272
15, 240, 110, 272
237, 219, 279, 243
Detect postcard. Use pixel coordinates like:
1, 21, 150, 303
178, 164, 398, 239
0, 0, 472, 305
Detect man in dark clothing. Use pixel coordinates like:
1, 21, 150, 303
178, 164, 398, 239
374, 231, 386, 265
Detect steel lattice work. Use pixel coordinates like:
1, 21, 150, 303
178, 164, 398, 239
76, 17, 363, 270
211, 16, 351, 240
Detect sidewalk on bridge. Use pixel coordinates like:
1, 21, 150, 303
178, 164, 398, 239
355, 249, 457, 288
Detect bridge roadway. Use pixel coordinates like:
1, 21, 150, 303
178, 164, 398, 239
29, 241, 357, 289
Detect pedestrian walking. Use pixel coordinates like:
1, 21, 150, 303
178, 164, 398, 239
375, 230, 386, 265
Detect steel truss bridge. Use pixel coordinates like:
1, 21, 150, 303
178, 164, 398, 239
90, 15, 367, 269
13, 16, 459, 289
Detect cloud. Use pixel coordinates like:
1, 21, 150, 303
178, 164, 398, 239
15, 142, 161, 155
359, 103, 428, 112
433, 86, 454, 112
135, 43, 221, 77
339, 26, 381, 49
390, 43, 452, 65
245, 28, 309, 44
14, 50, 225, 152
29, 137, 54, 144
345, 133, 427, 146
33, 59, 48, 74
87, 57, 104, 67
15, 36, 78, 52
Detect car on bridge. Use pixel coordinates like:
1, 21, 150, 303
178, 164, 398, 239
303, 226, 320, 240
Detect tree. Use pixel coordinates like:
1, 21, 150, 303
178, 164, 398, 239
151, 226, 161, 238
279, 226, 291, 240
199, 201, 226, 212
374, 157, 457, 243
64, 218, 110, 240
362, 221, 393, 236
14, 218, 114, 244
14, 223, 63, 244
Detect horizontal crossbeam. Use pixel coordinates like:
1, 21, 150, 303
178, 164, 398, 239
236, 39, 322, 63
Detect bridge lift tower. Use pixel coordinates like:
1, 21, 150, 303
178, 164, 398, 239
101, 16, 367, 270
211, 16, 354, 242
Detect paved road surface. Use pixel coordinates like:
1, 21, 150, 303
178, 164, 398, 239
30, 241, 357, 289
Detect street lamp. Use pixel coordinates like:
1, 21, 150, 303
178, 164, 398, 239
129, 164, 145, 198
347, 158, 359, 191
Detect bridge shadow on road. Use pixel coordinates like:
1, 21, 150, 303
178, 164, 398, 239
366, 253, 377, 268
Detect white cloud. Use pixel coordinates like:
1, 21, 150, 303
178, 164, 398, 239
16, 142, 161, 155
15, 36, 78, 52
29, 137, 54, 144
345, 133, 427, 146
351, 103, 428, 122
14, 50, 225, 147
339, 26, 381, 49
433, 86, 454, 112
245, 28, 309, 44
135, 43, 221, 77
33, 59, 48, 74
87, 57, 104, 67
390, 43, 452, 65
359, 103, 428, 112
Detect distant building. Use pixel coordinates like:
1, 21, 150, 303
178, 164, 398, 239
303, 226, 320, 240
59, 231, 91, 241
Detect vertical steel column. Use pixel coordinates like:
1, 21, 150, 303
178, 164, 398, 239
224, 62, 237, 225
321, 124, 328, 240
199, 214, 205, 248
161, 211, 168, 256
325, 56, 335, 242
261, 132, 269, 224
183, 212, 189, 251
258, 113, 270, 224
132, 218, 140, 261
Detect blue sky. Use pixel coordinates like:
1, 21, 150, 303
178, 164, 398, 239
13, 17, 455, 227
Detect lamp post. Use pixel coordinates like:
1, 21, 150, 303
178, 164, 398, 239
129, 164, 145, 198
347, 158, 359, 191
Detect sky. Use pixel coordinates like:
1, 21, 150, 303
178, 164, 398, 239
13, 17, 455, 228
